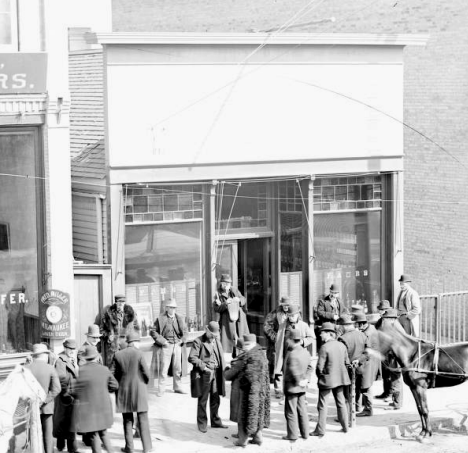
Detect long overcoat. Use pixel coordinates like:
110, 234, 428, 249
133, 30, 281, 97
225, 352, 245, 422
213, 287, 249, 352
26, 360, 60, 415
396, 285, 421, 336
316, 339, 350, 389
283, 344, 313, 395
72, 362, 119, 433
111, 344, 150, 413
315, 295, 343, 326
53, 352, 79, 437
357, 323, 380, 389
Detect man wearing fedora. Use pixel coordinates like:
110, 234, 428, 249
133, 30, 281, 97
100, 294, 140, 368
54, 338, 79, 453
264, 296, 291, 397
188, 321, 228, 433
26, 343, 61, 453
315, 284, 343, 351
72, 345, 119, 452
311, 322, 350, 438
213, 273, 249, 360
396, 275, 421, 336
149, 298, 188, 396
78, 325, 103, 366
111, 331, 154, 453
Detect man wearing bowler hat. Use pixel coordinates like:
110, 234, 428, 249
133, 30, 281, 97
26, 343, 61, 453
315, 284, 343, 351
188, 321, 228, 433
78, 325, 103, 366
213, 273, 249, 360
112, 331, 154, 453
396, 275, 421, 336
311, 322, 350, 438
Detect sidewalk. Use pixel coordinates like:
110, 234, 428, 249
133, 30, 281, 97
100, 373, 468, 453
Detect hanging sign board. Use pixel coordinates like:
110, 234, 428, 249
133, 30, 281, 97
40, 289, 71, 339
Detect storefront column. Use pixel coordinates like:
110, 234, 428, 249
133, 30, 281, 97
393, 171, 404, 303
207, 181, 218, 324
301, 177, 315, 321
110, 184, 125, 296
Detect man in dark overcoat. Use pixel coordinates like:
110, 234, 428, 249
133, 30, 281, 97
311, 322, 350, 438
354, 313, 380, 417
149, 298, 188, 396
100, 294, 140, 368
72, 345, 119, 452
26, 343, 61, 453
213, 274, 249, 359
188, 321, 228, 433
315, 284, 343, 351
111, 331, 154, 453
53, 338, 79, 453
282, 329, 313, 442
225, 338, 245, 426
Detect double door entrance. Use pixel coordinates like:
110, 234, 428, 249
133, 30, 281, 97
216, 238, 272, 345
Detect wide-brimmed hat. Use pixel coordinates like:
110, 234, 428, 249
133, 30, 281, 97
288, 304, 300, 315
354, 313, 368, 323
114, 294, 126, 301
280, 296, 290, 306
398, 275, 411, 283
290, 329, 302, 341
80, 345, 99, 361
63, 339, 77, 349
85, 325, 101, 337
126, 331, 141, 343
206, 321, 220, 336
382, 308, 398, 319
330, 284, 339, 293
320, 322, 336, 333
377, 300, 391, 310
220, 274, 232, 283
338, 314, 354, 325
32, 343, 50, 356
165, 299, 177, 308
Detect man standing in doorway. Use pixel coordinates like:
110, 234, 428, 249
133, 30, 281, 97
396, 275, 421, 336
77, 325, 103, 366
149, 298, 188, 396
315, 284, 343, 351
213, 274, 249, 360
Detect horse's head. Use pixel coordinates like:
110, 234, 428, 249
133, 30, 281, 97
373, 319, 415, 364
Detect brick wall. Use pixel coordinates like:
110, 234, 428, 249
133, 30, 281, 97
112, 0, 468, 294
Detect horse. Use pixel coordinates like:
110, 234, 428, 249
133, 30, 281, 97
375, 318, 468, 440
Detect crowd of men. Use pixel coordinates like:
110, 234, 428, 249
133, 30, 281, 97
24, 273, 421, 452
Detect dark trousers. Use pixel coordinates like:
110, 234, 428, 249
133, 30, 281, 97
56, 434, 77, 452
122, 412, 152, 452
40, 414, 54, 453
382, 364, 403, 407
85, 430, 113, 453
284, 392, 309, 440
315, 386, 348, 435
197, 369, 222, 430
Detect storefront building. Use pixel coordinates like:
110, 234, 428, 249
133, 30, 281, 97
88, 32, 426, 344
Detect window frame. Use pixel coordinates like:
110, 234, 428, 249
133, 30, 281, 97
0, 0, 18, 51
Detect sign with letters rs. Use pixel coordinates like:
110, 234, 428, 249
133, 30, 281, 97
0, 53, 47, 94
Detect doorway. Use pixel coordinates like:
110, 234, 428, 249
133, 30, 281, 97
216, 238, 271, 345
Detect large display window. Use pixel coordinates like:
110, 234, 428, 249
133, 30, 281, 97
0, 128, 43, 353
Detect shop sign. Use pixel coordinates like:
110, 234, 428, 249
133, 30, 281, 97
0, 53, 47, 94
40, 289, 71, 339
0, 289, 28, 305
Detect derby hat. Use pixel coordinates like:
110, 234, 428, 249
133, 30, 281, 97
382, 308, 398, 319
85, 324, 101, 337
114, 294, 126, 301
320, 322, 336, 333
290, 329, 302, 341
288, 304, 301, 315
243, 333, 257, 343
398, 275, 411, 283
165, 298, 177, 308
351, 304, 364, 314
377, 300, 391, 310
329, 284, 339, 293
280, 296, 291, 305
80, 345, 99, 361
63, 339, 77, 349
32, 343, 50, 356
206, 321, 220, 336
338, 314, 354, 325
353, 313, 368, 323
220, 274, 232, 283
126, 331, 141, 343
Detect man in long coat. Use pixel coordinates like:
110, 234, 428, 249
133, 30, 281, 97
188, 321, 227, 433
226, 334, 270, 447
396, 275, 421, 336
100, 294, 140, 367
282, 329, 313, 442
149, 298, 188, 396
311, 323, 350, 438
315, 284, 343, 351
112, 331, 154, 453
53, 338, 79, 453
213, 274, 249, 359
72, 345, 119, 452
26, 343, 61, 453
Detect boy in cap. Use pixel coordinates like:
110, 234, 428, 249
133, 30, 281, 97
26, 344, 61, 453
188, 321, 227, 433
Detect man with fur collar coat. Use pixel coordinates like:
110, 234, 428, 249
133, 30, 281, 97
100, 294, 139, 368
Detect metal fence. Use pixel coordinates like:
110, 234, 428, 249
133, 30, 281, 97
420, 291, 468, 344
